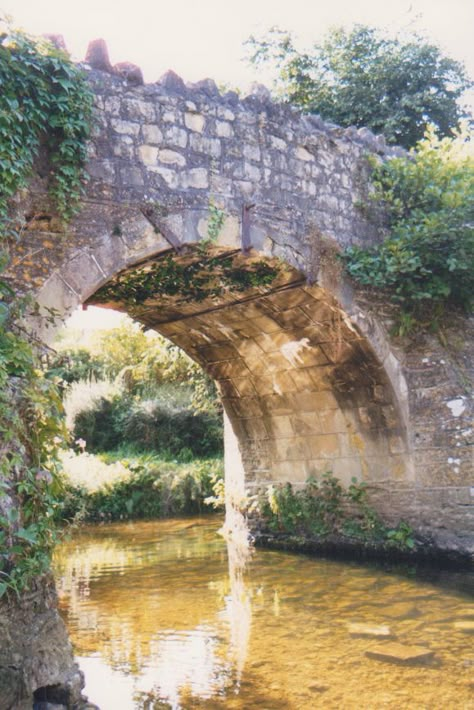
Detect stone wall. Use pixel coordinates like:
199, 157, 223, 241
6, 44, 473, 554
0, 576, 92, 709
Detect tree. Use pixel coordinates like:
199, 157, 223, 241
246, 25, 472, 149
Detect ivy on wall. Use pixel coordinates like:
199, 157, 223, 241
0, 20, 93, 597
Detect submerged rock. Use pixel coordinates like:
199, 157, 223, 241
347, 623, 393, 638
366, 642, 435, 665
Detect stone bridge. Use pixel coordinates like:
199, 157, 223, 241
8, 41, 473, 553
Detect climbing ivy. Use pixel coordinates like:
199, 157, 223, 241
0, 21, 93, 597
95, 250, 281, 306
0, 19, 93, 220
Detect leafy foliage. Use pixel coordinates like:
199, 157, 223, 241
72, 391, 223, 459
0, 19, 93, 220
58, 453, 223, 522
94, 250, 280, 306
246, 25, 472, 149
0, 21, 93, 596
46, 347, 107, 386
343, 128, 474, 332
256, 473, 415, 550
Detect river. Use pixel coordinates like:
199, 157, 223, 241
53, 517, 473, 709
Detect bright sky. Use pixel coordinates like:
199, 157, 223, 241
3, 0, 473, 92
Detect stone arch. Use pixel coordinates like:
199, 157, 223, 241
29, 215, 412, 496
7, 55, 472, 552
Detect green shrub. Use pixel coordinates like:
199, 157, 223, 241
72, 391, 223, 458
57, 455, 224, 522
343, 127, 474, 332
256, 473, 415, 550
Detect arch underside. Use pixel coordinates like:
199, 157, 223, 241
88, 247, 409, 490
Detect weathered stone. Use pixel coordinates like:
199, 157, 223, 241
347, 623, 393, 638
158, 149, 186, 166
365, 642, 435, 665
5, 57, 473, 559
85, 38, 112, 72
138, 145, 158, 166
185, 112, 205, 133
157, 69, 186, 93
113, 61, 144, 85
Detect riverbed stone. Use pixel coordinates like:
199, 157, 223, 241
347, 623, 393, 638
365, 642, 435, 665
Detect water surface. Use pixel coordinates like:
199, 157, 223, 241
53, 517, 474, 709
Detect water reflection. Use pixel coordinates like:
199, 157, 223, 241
53, 518, 474, 709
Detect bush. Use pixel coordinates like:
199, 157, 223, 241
57, 454, 223, 522
343, 128, 474, 332
255, 473, 415, 549
72, 390, 223, 459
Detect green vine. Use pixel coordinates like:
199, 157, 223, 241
0, 19, 93, 221
0, 21, 93, 597
94, 249, 280, 306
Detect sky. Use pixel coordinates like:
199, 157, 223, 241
2, 0, 473, 93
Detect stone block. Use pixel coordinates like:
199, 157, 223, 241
138, 145, 158, 165
181, 168, 209, 189
184, 112, 205, 132
110, 119, 140, 136
142, 124, 163, 144
307, 433, 340, 459
158, 149, 186, 166
274, 436, 310, 462
270, 416, 294, 437
216, 120, 233, 138
365, 643, 434, 665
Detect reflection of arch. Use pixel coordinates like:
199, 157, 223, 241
29, 220, 412, 494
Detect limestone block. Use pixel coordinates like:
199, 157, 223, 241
243, 144, 261, 162
307, 433, 340, 459
216, 120, 234, 138
110, 119, 140, 136
274, 436, 310, 461
189, 133, 221, 157
296, 146, 315, 161
142, 124, 163, 144
164, 126, 188, 148
185, 112, 205, 132
104, 96, 121, 115
158, 149, 186, 166
365, 643, 434, 665
123, 98, 155, 122
149, 166, 179, 188
243, 162, 261, 181
180, 168, 209, 189
138, 145, 158, 166
271, 416, 294, 437
217, 107, 236, 121
318, 409, 348, 435
269, 135, 287, 151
